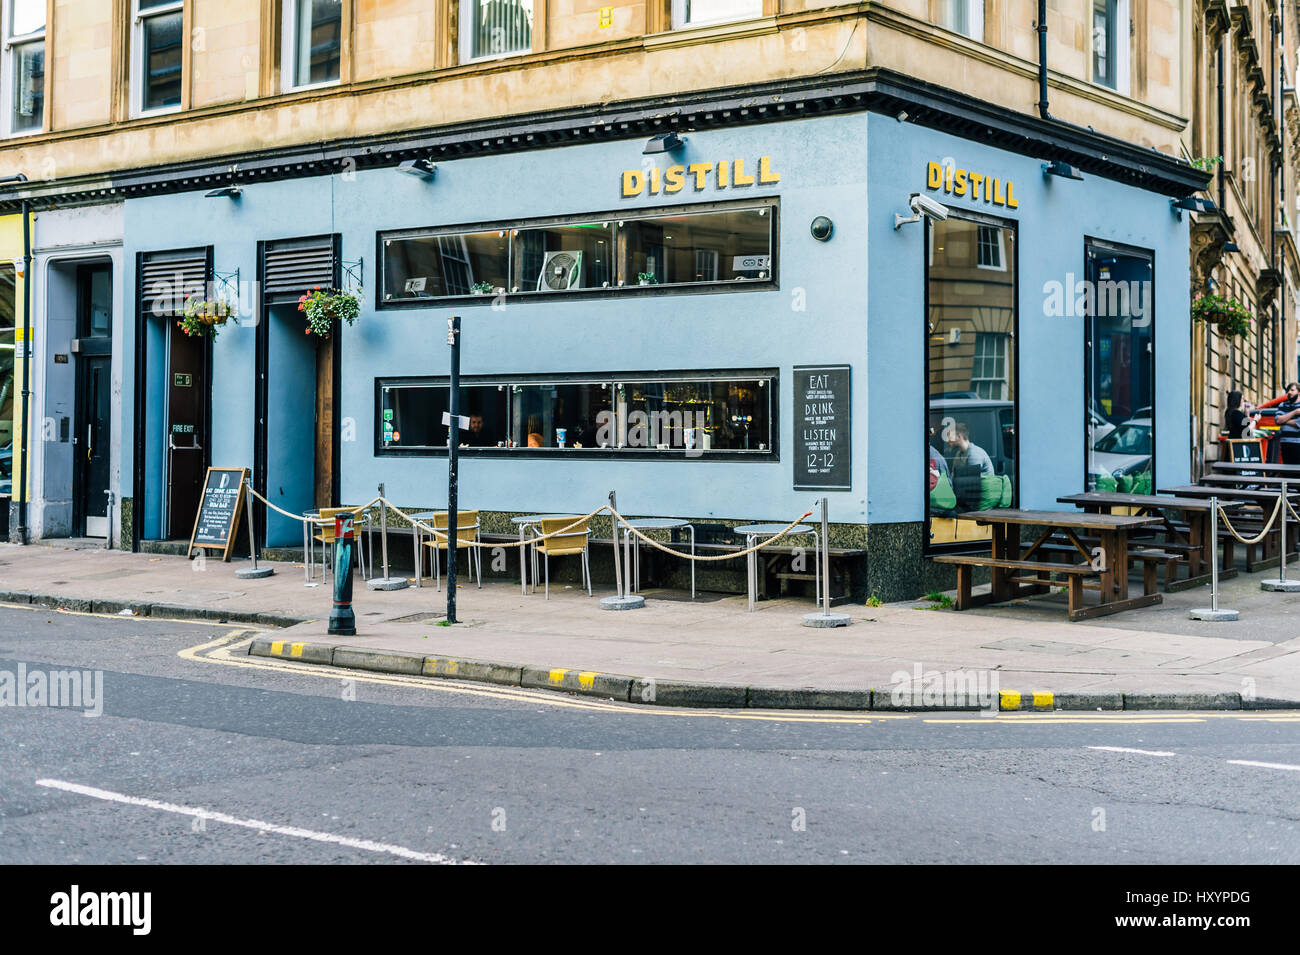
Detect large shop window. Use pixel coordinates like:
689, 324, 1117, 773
0, 265, 14, 495
377, 372, 775, 457
134, 0, 183, 114
4, 0, 44, 135
1085, 241, 1154, 493
926, 214, 1018, 548
380, 202, 775, 305
461, 0, 533, 61
284, 0, 343, 90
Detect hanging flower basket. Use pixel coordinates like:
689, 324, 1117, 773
178, 295, 236, 338
299, 287, 361, 338
1191, 293, 1252, 338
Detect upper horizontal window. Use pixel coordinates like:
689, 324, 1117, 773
4, 0, 45, 135
461, 0, 533, 61
379, 201, 776, 306
134, 0, 183, 114
672, 0, 763, 29
284, 0, 342, 90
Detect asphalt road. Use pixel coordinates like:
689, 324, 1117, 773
1, 603, 1297, 865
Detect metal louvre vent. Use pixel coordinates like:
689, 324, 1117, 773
139, 250, 209, 316
263, 238, 336, 299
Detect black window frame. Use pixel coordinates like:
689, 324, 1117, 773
923, 208, 1021, 556
376, 198, 779, 310
1083, 236, 1155, 493
374, 368, 780, 462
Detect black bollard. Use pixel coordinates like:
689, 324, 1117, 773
328, 514, 357, 635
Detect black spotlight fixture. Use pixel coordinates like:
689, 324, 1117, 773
397, 158, 437, 181
1170, 196, 1216, 219
810, 216, 834, 241
1042, 160, 1084, 181
0, 173, 28, 185
205, 185, 242, 199
642, 131, 685, 155
1222, 241, 1240, 253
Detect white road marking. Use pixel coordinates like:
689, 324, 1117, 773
1226, 759, 1300, 772
1086, 745, 1177, 756
35, 779, 475, 865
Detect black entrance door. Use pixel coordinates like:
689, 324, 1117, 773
73, 264, 113, 538
166, 322, 207, 539
76, 355, 111, 536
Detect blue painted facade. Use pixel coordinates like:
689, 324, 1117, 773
122, 110, 1191, 584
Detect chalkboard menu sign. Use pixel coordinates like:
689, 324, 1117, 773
188, 467, 249, 561
793, 365, 851, 490
1225, 438, 1264, 463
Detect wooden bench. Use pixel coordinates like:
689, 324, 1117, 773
931, 554, 1100, 618
1038, 540, 1182, 591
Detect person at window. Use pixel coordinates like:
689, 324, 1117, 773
1273, 382, 1300, 464
1224, 390, 1260, 440
464, 413, 491, 447
946, 422, 994, 475
928, 444, 950, 490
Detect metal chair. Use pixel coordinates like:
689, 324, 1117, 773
420, 510, 482, 591
533, 516, 592, 599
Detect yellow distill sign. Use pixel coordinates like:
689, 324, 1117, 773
622, 156, 780, 197
925, 161, 1019, 208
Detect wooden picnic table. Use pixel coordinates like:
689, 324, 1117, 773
1212, 461, 1300, 476
936, 508, 1164, 620
1159, 485, 1300, 571
1057, 492, 1241, 589
1196, 475, 1300, 488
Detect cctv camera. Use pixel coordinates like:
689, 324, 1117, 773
909, 194, 949, 221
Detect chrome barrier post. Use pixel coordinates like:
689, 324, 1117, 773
600, 490, 644, 611
1262, 479, 1300, 592
236, 474, 273, 579
803, 496, 850, 628
368, 481, 409, 590
1191, 494, 1240, 619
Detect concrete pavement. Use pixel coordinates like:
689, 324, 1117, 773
1, 540, 1298, 707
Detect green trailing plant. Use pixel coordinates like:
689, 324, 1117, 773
1189, 155, 1223, 171
636, 272, 658, 285
298, 287, 361, 337
470, 281, 494, 294
1191, 293, 1252, 338
178, 295, 235, 338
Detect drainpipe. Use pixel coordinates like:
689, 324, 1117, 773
17, 197, 30, 544
1217, 42, 1225, 212
1036, 0, 1050, 119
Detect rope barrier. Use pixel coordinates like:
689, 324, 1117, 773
607, 505, 817, 562
244, 486, 819, 564
1216, 495, 1282, 546
378, 497, 817, 562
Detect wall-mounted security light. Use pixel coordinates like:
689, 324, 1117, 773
397, 159, 437, 181
642, 131, 685, 155
205, 186, 242, 199
810, 216, 834, 241
895, 111, 909, 123
1170, 196, 1216, 219
894, 193, 949, 230
1042, 160, 1084, 181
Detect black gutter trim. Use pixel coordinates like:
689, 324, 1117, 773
0, 67, 1207, 212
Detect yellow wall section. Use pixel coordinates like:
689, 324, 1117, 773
0, 215, 31, 503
